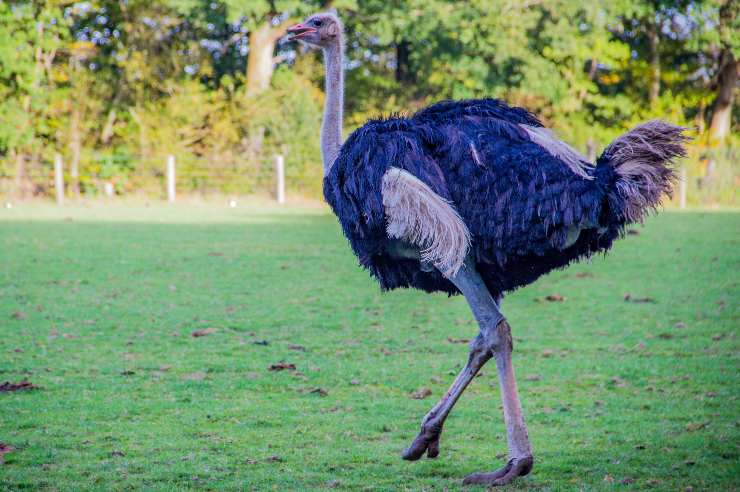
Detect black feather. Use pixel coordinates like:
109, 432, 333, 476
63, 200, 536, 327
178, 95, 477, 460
324, 99, 683, 297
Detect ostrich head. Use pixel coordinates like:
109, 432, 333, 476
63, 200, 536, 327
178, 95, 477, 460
287, 12, 343, 48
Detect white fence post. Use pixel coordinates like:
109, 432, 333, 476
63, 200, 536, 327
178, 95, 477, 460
275, 154, 285, 204
679, 167, 687, 209
54, 153, 64, 206
166, 154, 176, 203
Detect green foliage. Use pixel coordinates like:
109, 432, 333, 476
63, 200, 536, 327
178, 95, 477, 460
0, 0, 737, 204
1, 206, 738, 490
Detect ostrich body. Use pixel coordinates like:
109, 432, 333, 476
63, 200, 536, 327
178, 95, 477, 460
288, 13, 687, 486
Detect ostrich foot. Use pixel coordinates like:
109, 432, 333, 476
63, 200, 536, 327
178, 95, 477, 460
401, 425, 441, 460
462, 456, 533, 487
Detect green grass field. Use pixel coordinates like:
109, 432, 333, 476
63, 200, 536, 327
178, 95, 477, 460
1, 205, 738, 491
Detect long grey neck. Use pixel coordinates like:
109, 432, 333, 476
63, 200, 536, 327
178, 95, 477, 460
321, 38, 344, 175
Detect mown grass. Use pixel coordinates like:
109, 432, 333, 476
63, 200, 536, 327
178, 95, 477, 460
1, 205, 738, 491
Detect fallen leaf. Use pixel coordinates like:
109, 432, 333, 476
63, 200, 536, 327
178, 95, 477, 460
620, 477, 635, 484
244, 458, 258, 464
120, 370, 135, 376
524, 375, 541, 382
430, 376, 443, 384
11, 311, 27, 320
252, 340, 270, 346
310, 387, 328, 397
13, 348, 23, 353
350, 379, 360, 385
446, 337, 469, 344
207, 252, 224, 256
0, 443, 14, 455
674, 321, 687, 329
265, 455, 283, 463
326, 479, 341, 488
657, 332, 674, 340
158, 365, 172, 372
624, 293, 656, 303
603, 474, 614, 483
268, 362, 296, 371
635, 444, 646, 450
0, 380, 38, 392
288, 344, 306, 352
411, 387, 433, 400
182, 371, 206, 381
575, 271, 593, 278
627, 229, 640, 235
110, 450, 125, 457
646, 478, 661, 487
609, 376, 627, 388
545, 294, 565, 302
711, 333, 725, 341
191, 328, 217, 337
541, 350, 554, 358
685, 421, 709, 432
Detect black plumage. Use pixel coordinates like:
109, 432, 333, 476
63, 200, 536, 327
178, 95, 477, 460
324, 98, 684, 297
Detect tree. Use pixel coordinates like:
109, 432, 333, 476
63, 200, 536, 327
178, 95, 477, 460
0, 1, 71, 197
708, 0, 739, 142
223, 0, 347, 96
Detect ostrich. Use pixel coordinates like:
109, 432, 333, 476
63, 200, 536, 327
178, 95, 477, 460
287, 12, 688, 486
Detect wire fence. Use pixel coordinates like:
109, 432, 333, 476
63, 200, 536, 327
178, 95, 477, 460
1, 147, 737, 207
0, 152, 304, 203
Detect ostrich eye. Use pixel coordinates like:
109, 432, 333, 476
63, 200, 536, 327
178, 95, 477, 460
313, 19, 323, 27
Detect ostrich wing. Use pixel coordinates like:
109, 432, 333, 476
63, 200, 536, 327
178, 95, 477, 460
382, 167, 471, 278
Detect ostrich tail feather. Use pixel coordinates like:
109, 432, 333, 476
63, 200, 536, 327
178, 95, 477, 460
600, 120, 689, 224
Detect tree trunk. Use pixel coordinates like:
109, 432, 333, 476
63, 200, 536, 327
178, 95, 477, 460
395, 41, 411, 83
69, 105, 81, 198
708, 51, 739, 142
646, 21, 660, 105
13, 151, 32, 199
246, 20, 291, 96
28, 152, 40, 196
101, 108, 117, 144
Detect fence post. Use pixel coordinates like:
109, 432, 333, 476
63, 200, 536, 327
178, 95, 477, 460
54, 153, 64, 206
679, 167, 687, 209
166, 154, 176, 203
275, 154, 285, 204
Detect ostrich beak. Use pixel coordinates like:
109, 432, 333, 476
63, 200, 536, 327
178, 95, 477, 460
287, 23, 317, 41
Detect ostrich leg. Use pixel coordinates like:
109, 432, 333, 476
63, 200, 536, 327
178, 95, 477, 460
402, 259, 533, 486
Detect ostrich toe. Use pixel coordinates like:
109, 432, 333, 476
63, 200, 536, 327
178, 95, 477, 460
401, 426, 441, 460
462, 456, 534, 487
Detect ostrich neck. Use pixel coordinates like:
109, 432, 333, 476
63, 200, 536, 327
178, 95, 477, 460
321, 39, 344, 175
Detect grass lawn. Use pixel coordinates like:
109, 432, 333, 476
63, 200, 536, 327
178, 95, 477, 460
1, 204, 738, 491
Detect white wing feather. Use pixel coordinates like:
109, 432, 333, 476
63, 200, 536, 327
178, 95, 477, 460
381, 167, 470, 278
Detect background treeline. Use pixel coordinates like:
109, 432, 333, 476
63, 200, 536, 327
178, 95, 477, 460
1, 0, 737, 204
